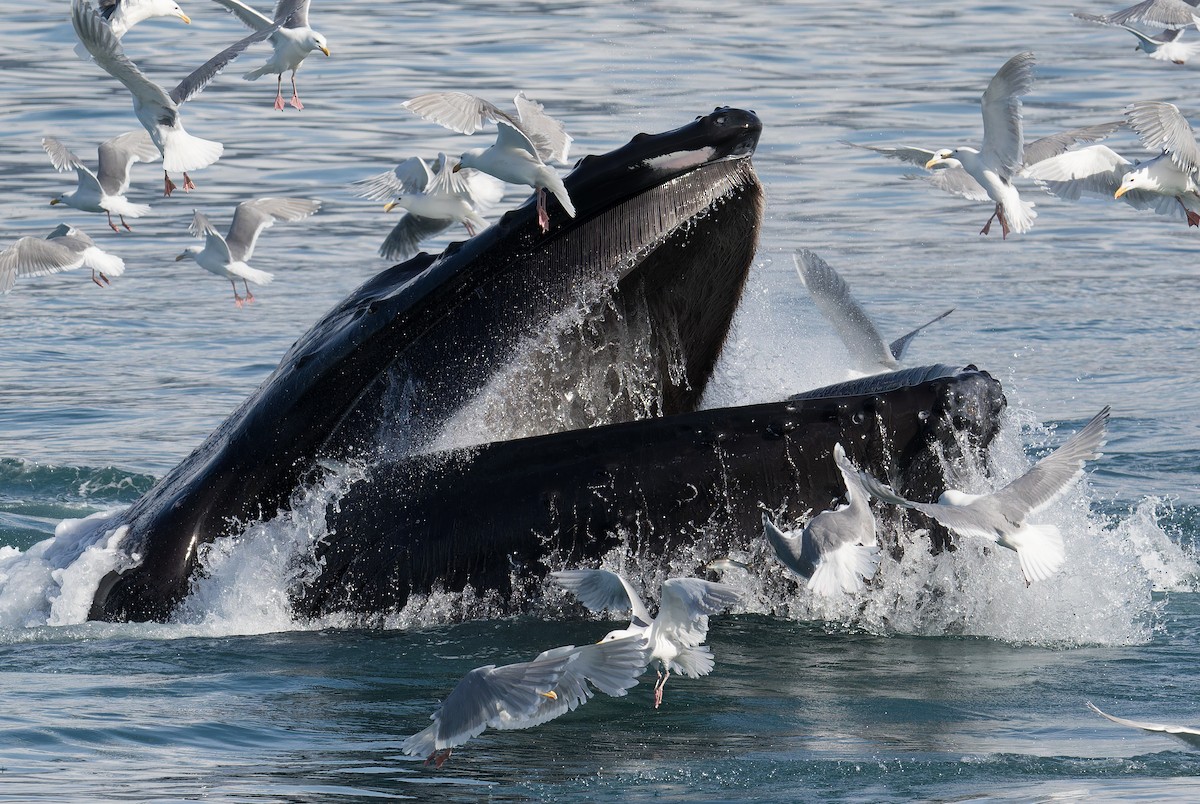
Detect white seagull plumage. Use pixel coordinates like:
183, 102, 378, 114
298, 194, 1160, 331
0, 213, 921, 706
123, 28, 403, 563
794, 250, 952, 374
1087, 701, 1200, 748
45, 131, 160, 232
209, 0, 331, 110
1112, 101, 1200, 225
352, 153, 505, 261
762, 443, 881, 598
71, 0, 280, 196
175, 197, 319, 305
551, 569, 739, 709
1076, 0, 1200, 30
400, 634, 651, 768
0, 225, 125, 294
1074, 12, 1200, 63
403, 91, 576, 233
858, 408, 1110, 585
73, 0, 192, 59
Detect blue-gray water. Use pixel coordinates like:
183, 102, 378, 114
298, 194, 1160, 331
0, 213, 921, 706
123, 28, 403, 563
2, 0, 1199, 800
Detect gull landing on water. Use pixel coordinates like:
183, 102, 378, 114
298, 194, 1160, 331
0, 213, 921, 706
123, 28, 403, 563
71, 0, 282, 196
400, 635, 651, 768
762, 444, 881, 598
858, 408, 1111, 586
44, 131, 160, 233
402, 91, 575, 233
551, 569, 739, 709
175, 197, 319, 306
0, 225, 125, 294
210, 0, 330, 110
352, 153, 505, 261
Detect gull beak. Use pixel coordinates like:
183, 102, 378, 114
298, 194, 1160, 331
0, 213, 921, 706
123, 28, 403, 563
1114, 186, 1129, 199
538, 691, 558, 700
452, 163, 462, 173
178, 12, 191, 24
175, 253, 187, 261
383, 200, 398, 212
924, 156, 942, 169
319, 46, 330, 57
50, 199, 60, 206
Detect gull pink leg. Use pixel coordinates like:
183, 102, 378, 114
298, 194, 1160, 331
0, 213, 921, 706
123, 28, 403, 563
289, 72, 304, 110
537, 188, 549, 233
274, 75, 285, 111
106, 211, 120, 234
164, 171, 176, 197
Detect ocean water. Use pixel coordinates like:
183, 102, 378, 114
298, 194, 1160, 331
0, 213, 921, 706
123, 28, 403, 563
2, 0, 1199, 800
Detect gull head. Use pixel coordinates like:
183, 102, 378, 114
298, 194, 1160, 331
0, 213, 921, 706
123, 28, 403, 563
157, 1, 191, 24
175, 247, 201, 262
1115, 167, 1153, 198
309, 31, 331, 57
598, 627, 641, 644
49, 196, 62, 206
925, 148, 957, 170
455, 148, 488, 173
383, 197, 406, 213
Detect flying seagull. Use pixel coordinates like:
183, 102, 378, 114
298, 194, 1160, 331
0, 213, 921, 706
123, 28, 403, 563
794, 250, 952, 373
1023, 142, 1200, 224
175, 197, 320, 305
73, 0, 192, 59
1087, 701, 1200, 749
72, 0, 281, 195
352, 153, 505, 261
401, 634, 651, 768
762, 443, 881, 598
1074, 0, 1200, 30
1113, 100, 1200, 225
551, 569, 740, 709
0, 225, 125, 294
857, 408, 1110, 585
402, 91, 575, 233
209, 0, 330, 110
44, 131, 160, 232
1074, 12, 1200, 63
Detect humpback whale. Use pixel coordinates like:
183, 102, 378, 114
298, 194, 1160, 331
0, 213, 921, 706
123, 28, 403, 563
86, 108, 1006, 624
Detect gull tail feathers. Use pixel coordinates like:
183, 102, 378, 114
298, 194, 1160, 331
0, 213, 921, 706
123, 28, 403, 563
400, 723, 438, 757
1008, 523, 1065, 584
229, 265, 274, 285
243, 64, 274, 81
82, 248, 126, 278
808, 542, 881, 598
161, 130, 223, 173
542, 171, 576, 218
108, 200, 152, 219
1005, 196, 1037, 235
668, 644, 715, 679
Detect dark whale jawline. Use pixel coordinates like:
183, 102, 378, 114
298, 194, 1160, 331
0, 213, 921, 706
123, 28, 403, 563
299, 365, 1007, 619
90, 109, 766, 623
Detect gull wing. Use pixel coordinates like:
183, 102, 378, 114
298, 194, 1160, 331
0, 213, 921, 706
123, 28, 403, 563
170, 18, 283, 106
461, 166, 507, 210
41, 137, 86, 173
402, 91, 518, 135
45, 223, 95, 251
96, 130, 160, 196
351, 156, 434, 200
927, 166, 990, 200
1022, 122, 1122, 168
209, 0, 274, 31
496, 119, 541, 161
1087, 702, 1200, 748
840, 140, 938, 168
0, 237, 83, 281
1126, 101, 1200, 175
656, 577, 740, 648
794, 249, 895, 371
980, 51, 1035, 179
225, 197, 319, 262
550, 569, 654, 629
426, 152, 472, 197
72, 0, 178, 125
763, 513, 815, 576
273, 0, 310, 27
855, 470, 1000, 541
987, 407, 1110, 521
889, 308, 953, 361
513, 91, 573, 163
1089, 0, 1200, 28
378, 213, 453, 262
189, 210, 234, 265
401, 652, 573, 756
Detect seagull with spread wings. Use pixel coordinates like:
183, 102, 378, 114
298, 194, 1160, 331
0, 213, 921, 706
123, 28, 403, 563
1110, 101, 1200, 225
551, 569, 740, 709
1075, 0, 1200, 30
401, 635, 650, 768
403, 91, 575, 233
208, 0, 330, 110
44, 131, 160, 232
72, 0, 281, 196
1, 225, 125, 294
175, 197, 320, 305
352, 153, 505, 261
858, 408, 1110, 585
1074, 11, 1200, 63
